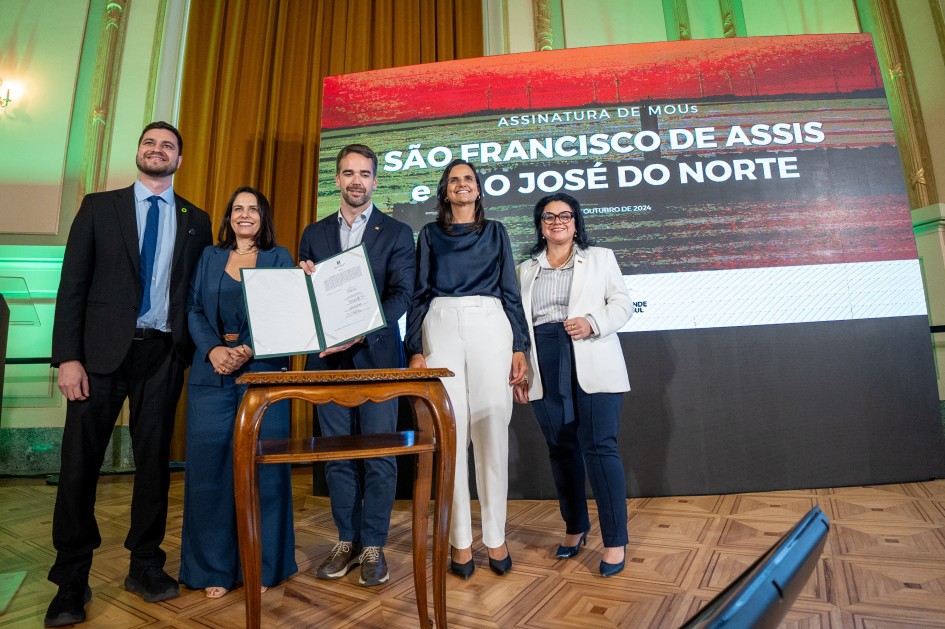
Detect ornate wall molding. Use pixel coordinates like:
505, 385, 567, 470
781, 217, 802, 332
868, 0, 938, 208
533, 0, 553, 50
78, 0, 130, 200
719, 0, 738, 37
931, 0, 945, 70
143, 0, 168, 126
669, 0, 692, 40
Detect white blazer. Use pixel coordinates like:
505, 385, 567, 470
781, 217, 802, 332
517, 246, 632, 400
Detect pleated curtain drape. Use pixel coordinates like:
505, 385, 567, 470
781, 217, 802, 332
176, 0, 484, 252
170, 0, 484, 456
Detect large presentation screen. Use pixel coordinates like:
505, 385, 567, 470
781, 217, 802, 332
316, 34, 944, 496
317, 33, 925, 334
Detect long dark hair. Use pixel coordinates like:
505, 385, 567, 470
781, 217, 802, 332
435, 159, 486, 234
529, 192, 593, 256
217, 186, 277, 250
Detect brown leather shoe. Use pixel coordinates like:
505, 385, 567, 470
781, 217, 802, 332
316, 541, 361, 579
358, 546, 390, 586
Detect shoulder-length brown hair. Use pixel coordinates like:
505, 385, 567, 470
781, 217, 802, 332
434, 159, 486, 234
217, 186, 277, 250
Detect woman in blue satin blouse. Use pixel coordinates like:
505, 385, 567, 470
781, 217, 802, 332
406, 159, 529, 579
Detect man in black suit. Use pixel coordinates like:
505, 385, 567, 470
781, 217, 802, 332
299, 144, 415, 587
45, 121, 212, 627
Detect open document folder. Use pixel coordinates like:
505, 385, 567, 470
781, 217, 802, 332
241, 243, 386, 358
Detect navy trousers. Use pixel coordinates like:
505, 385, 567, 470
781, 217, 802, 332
531, 323, 629, 548
314, 343, 398, 548
317, 400, 398, 547
179, 381, 297, 588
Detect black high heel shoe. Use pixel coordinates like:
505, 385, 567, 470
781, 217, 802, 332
449, 548, 474, 580
487, 544, 512, 576
555, 531, 589, 559
599, 546, 626, 577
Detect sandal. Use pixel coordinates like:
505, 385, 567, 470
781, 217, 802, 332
205, 586, 228, 598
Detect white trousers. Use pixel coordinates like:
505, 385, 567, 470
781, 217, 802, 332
422, 296, 513, 549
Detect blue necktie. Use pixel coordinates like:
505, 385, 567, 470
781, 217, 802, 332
139, 195, 161, 317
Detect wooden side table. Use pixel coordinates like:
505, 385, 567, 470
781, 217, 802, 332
233, 368, 456, 629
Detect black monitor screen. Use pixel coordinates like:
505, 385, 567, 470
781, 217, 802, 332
681, 506, 830, 629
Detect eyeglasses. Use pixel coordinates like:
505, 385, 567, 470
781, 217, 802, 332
540, 212, 574, 225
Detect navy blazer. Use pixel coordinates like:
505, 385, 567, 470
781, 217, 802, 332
298, 206, 415, 370
187, 245, 295, 386
52, 185, 212, 372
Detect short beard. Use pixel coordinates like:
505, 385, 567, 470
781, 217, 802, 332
136, 154, 178, 178
341, 188, 371, 209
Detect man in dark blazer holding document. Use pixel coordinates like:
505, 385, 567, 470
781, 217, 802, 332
298, 143, 415, 587
45, 121, 211, 627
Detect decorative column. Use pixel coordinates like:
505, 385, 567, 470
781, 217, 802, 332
932, 0, 945, 69
533, 0, 553, 51
718, 0, 746, 38
663, 0, 692, 40
912, 205, 945, 404
79, 0, 131, 200
864, 0, 938, 209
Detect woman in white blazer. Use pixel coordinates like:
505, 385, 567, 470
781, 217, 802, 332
513, 192, 632, 576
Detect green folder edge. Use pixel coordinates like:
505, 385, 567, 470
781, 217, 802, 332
240, 242, 387, 359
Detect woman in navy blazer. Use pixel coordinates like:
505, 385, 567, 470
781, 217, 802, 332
514, 193, 633, 577
179, 187, 297, 597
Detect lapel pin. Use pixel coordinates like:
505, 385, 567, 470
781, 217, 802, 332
374, 226, 380, 231
181, 207, 188, 213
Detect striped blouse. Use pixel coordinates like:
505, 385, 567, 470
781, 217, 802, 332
530, 246, 600, 335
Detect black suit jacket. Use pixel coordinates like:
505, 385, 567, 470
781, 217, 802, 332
51, 185, 212, 373
298, 206, 415, 370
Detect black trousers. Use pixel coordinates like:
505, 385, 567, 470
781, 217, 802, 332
48, 335, 185, 586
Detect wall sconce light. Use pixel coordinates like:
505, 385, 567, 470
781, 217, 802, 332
0, 79, 24, 110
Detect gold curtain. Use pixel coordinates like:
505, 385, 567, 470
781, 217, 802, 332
175, 0, 483, 250
170, 0, 483, 457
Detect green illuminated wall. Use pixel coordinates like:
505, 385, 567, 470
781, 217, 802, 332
0, 0, 92, 239
3, 0, 944, 472
0, 0, 190, 473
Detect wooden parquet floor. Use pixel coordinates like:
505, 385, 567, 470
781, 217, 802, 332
2, 468, 945, 628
